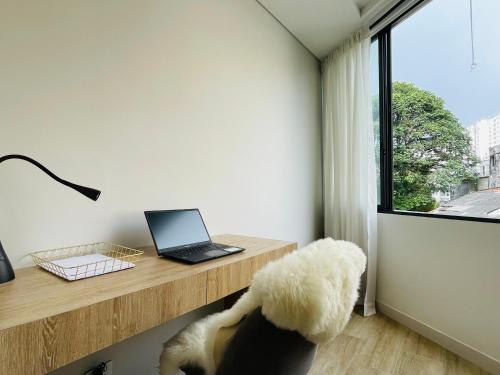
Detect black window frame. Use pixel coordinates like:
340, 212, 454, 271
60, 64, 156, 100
372, 0, 500, 224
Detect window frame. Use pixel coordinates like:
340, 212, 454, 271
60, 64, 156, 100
372, 0, 500, 224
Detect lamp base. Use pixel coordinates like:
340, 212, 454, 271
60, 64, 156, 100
0, 240, 15, 284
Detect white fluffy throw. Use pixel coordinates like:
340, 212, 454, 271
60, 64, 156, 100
159, 238, 366, 375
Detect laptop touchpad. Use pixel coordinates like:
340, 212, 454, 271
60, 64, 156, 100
205, 250, 227, 257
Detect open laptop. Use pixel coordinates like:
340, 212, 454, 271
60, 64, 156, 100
144, 209, 245, 264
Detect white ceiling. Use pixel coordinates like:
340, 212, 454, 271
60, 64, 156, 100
355, 0, 377, 8
258, 0, 392, 59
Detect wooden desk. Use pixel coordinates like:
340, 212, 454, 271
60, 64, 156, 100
0, 235, 296, 375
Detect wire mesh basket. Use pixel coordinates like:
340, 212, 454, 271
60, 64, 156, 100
30, 242, 144, 281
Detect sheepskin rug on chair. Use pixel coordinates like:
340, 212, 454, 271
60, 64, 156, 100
159, 238, 367, 375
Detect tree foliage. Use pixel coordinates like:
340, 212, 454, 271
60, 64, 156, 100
391, 82, 478, 211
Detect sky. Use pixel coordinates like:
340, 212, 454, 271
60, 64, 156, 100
373, 0, 500, 127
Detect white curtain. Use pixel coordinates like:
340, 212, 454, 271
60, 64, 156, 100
322, 29, 377, 316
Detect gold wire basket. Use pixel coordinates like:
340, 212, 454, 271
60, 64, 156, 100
30, 242, 144, 281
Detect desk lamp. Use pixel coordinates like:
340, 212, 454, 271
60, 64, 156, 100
0, 154, 101, 284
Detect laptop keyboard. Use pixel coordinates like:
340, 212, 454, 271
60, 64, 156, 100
171, 243, 224, 258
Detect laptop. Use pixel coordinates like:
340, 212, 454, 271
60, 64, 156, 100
144, 209, 245, 264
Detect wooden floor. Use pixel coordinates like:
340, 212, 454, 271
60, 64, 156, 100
309, 313, 490, 375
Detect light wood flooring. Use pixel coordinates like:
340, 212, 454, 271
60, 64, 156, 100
309, 313, 490, 375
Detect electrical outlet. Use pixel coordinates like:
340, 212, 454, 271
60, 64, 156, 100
103, 360, 112, 375
83, 360, 112, 375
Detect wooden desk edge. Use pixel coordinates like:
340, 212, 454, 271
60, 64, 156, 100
0, 235, 297, 375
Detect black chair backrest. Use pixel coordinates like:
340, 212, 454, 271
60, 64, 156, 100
215, 308, 317, 375
180, 366, 206, 375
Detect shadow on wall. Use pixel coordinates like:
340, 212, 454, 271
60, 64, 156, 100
109, 211, 153, 248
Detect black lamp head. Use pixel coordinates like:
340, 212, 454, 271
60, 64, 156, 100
66, 182, 101, 201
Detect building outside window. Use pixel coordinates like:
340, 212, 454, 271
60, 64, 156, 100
372, 0, 500, 221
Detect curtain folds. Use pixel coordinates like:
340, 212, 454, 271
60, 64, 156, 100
322, 29, 377, 316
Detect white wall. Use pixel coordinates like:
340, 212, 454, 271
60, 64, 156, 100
0, 0, 322, 269
0, 1, 322, 374
377, 213, 500, 372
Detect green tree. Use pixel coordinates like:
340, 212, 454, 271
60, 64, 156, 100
392, 82, 478, 212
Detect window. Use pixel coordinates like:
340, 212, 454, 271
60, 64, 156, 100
373, 0, 500, 222
371, 39, 380, 204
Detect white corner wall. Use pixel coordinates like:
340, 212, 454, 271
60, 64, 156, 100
377, 213, 500, 373
0, 0, 322, 269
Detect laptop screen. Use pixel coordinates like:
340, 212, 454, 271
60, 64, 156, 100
145, 209, 211, 253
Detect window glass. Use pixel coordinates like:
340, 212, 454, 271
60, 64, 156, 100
390, 0, 500, 218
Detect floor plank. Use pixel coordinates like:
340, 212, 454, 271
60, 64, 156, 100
310, 313, 490, 375
309, 334, 363, 374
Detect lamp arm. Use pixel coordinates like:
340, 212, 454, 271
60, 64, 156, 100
0, 154, 101, 201
0, 154, 101, 283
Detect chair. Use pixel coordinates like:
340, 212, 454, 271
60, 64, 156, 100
160, 238, 366, 375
